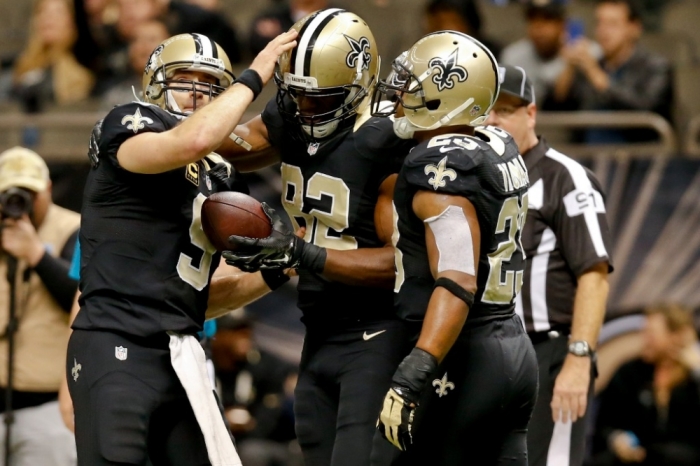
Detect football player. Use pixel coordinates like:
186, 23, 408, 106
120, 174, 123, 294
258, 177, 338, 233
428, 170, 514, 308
371, 32, 539, 465
221, 9, 417, 466
66, 31, 297, 465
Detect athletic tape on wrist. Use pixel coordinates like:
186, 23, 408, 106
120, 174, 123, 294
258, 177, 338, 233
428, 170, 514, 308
393, 348, 439, 404
299, 241, 327, 274
234, 69, 263, 101
260, 268, 290, 290
433, 277, 475, 309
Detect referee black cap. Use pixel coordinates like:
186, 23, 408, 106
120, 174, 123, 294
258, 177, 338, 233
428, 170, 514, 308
497, 65, 536, 105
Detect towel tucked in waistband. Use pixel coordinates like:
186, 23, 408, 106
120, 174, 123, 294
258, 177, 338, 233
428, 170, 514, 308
168, 333, 242, 466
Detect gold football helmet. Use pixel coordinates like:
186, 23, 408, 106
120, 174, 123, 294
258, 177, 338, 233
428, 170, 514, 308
274, 8, 379, 141
372, 31, 499, 129
143, 33, 235, 116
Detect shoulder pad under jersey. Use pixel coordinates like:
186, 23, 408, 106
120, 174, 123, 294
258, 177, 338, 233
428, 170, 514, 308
402, 126, 525, 195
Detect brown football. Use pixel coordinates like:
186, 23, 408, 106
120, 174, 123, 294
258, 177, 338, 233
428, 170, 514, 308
201, 192, 272, 252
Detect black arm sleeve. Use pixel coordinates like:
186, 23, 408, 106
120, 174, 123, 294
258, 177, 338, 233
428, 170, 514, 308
33, 229, 79, 312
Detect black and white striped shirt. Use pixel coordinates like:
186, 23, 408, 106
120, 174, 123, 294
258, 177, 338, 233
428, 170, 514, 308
516, 138, 614, 333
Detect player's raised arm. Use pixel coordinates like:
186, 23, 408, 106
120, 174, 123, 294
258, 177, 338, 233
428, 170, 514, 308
218, 115, 282, 172
117, 30, 297, 174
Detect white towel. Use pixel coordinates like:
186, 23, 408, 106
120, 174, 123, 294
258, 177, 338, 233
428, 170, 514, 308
168, 333, 242, 466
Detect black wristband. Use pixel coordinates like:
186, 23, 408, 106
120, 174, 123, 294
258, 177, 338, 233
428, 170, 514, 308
392, 348, 438, 405
298, 241, 327, 274
234, 69, 263, 101
260, 268, 290, 291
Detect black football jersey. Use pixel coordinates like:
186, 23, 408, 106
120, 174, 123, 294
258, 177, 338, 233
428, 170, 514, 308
73, 102, 247, 337
262, 97, 416, 322
393, 126, 529, 325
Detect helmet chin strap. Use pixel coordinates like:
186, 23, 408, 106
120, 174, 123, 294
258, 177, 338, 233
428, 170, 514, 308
301, 119, 339, 139
469, 114, 489, 126
392, 116, 416, 140
166, 90, 191, 116
300, 90, 356, 140
398, 97, 476, 135
131, 86, 143, 102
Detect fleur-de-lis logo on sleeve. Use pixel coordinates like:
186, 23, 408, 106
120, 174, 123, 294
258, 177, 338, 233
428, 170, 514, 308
121, 108, 154, 134
432, 373, 455, 397
345, 35, 371, 71
425, 156, 457, 190
429, 49, 468, 92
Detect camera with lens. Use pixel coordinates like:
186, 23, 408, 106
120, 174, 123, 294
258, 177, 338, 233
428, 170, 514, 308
0, 187, 34, 220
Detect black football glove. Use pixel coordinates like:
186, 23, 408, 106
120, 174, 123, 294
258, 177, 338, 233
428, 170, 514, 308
377, 348, 438, 451
222, 203, 326, 273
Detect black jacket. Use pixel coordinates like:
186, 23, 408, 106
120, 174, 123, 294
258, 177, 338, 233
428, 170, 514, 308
592, 359, 700, 466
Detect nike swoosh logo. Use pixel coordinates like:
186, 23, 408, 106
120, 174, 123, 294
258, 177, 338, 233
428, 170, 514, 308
439, 146, 460, 153
363, 330, 387, 341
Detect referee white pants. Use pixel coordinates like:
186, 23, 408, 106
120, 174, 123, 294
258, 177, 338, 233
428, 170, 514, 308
0, 400, 77, 466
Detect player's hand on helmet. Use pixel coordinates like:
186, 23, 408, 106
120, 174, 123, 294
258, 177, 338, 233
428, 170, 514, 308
223, 203, 326, 273
249, 30, 298, 84
377, 348, 438, 451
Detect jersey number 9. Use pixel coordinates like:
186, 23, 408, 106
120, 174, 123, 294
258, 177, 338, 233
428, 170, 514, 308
177, 193, 217, 290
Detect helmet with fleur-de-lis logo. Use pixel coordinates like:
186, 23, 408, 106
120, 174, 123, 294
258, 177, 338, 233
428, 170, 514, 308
371, 31, 499, 130
142, 33, 235, 116
274, 8, 380, 142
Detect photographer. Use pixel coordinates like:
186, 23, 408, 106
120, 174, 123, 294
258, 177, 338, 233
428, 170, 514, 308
0, 146, 79, 465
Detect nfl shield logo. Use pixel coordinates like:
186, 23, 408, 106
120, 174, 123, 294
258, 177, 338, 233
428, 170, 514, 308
307, 143, 320, 156
115, 346, 128, 361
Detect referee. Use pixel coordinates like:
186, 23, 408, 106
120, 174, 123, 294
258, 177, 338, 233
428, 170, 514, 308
485, 65, 613, 466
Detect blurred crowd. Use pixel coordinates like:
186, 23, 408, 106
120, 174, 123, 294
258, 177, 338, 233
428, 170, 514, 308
590, 304, 700, 466
0, 0, 693, 146
500, 0, 673, 143
0, 1, 698, 466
